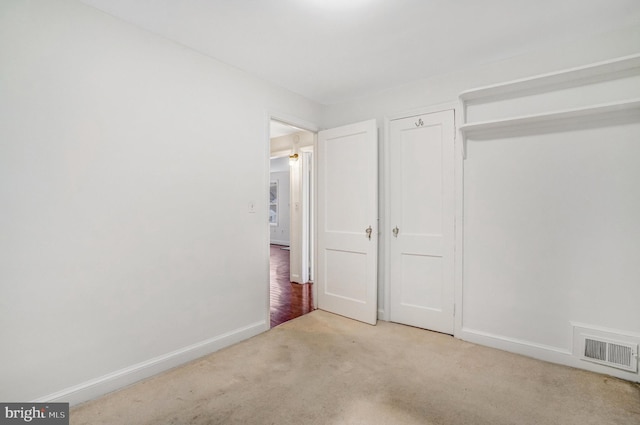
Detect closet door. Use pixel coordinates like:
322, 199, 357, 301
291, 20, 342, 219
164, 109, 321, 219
389, 110, 455, 334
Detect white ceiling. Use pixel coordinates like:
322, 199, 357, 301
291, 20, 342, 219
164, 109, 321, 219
81, 0, 640, 105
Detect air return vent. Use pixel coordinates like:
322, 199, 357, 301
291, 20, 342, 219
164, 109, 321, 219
573, 325, 639, 373
583, 337, 637, 371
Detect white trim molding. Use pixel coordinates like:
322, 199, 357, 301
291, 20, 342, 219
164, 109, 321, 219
459, 327, 639, 383
270, 239, 290, 246
33, 321, 267, 406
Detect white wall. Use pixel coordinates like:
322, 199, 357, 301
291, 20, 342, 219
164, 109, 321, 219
269, 156, 290, 173
270, 158, 290, 245
321, 24, 640, 380
0, 0, 322, 403
462, 119, 640, 343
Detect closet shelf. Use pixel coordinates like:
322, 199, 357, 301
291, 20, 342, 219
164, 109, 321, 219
459, 98, 640, 137
459, 54, 640, 103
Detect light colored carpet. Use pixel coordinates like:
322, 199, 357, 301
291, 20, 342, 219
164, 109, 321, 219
71, 310, 640, 425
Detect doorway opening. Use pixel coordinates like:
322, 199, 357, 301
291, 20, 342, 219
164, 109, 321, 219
269, 119, 316, 327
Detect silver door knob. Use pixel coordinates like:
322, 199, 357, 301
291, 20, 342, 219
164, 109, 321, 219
365, 226, 373, 240
392, 226, 399, 237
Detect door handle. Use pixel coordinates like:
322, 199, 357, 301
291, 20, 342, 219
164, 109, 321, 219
392, 226, 399, 237
365, 226, 373, 240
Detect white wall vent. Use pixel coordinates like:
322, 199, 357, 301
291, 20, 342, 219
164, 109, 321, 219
573, 325, 639, 373
583, 337, 637, 372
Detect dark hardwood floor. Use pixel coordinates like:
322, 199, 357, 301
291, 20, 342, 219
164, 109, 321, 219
270, 244, 314, 328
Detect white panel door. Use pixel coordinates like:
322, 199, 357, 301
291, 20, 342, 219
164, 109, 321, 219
317, 120, 378, 325
389, 110, 455, 334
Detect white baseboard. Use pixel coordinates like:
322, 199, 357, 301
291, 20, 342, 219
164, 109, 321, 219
270, 239, 290, 246
34, 321, 267, 406
377, 309, 385, 321
459, 327, 639, 383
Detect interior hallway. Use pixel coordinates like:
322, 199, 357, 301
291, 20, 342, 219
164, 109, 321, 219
270, 244, 313, 327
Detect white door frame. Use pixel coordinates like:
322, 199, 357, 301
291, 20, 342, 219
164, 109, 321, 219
382, 101, 464, 336
300, 147, 314, 284
265, 112, 319, 328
